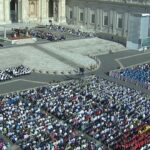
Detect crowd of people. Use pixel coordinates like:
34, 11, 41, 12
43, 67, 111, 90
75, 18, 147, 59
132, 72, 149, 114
0, 87, 101, 150
0, 65, 31, 81
109, 63, 150, 90
29, 24, 94, 42
0, 137, 8, 150
0, 75, 149, 149
115, 124, 150, 150
29, 30, 66, 42
10, 28, 30, 39
47, 24, 94, 38
9, 24, 94, 43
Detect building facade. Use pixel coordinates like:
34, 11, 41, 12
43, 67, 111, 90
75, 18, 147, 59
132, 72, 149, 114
0, 0, 150, 44
0, 0, 66, 24
66, 0, 150, 44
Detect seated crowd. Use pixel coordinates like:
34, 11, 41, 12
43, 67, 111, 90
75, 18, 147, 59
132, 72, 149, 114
0, 76, 149, 149
48, 24, 94, 38
0, 65, 31, 81
0, 90, 101, 150
0, 137, 8, 150
29, 30, 66, 42
29, 24, 94, 42
0, 115, 8, 150
109, 63, 150, 90
10, 24, 94, 42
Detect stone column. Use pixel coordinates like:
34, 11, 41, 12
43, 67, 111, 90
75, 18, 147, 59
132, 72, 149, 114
22, 0, 29, 23
46, 0, 49, 19
4, 0, 11, 24
4, 27, 7, 39
109, 10, 113, 34
57, 0, 66, 23
95, 8, 99, 32
53, 0, 56, 21
0, 0, 4, 23
99, 9, 103, 31
15, 1, 18, 14
38, 0, 49, 24
39, 0, 44, 23
42, 0, 49, 23
84, 7, 88, 28
18, 0, 22, 22
123, 12, 129, 37
74, 5, 78, 25
87, 7, 90, 28
112, 10, 117, 35
53, 0, 58, 22
38, 0, 41, 22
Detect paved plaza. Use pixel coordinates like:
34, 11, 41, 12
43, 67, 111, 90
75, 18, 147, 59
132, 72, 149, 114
0, 37, 126, 74
0, 38, 149, 95
1, 51, 150, 93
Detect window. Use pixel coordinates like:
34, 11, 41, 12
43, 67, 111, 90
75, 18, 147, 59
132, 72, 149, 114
91, 14, 95, 24
117, 14, 123, 28
118, 18, 123, 28
103, 11, 109, 26
104, 16, 108, 26
70, 10, 73, 19
80, 12, 84, 22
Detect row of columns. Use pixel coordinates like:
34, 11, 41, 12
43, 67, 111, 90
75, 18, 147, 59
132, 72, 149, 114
0, 0, 11, 24
66, 5, 129, 37
35, 0, 66, 24
0, 0, 66, 24
57, 0, 66, 23
48, 0, 66, 23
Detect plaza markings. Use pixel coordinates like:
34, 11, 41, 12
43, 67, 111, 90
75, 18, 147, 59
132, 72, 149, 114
115, 52, 150, 68
0, 79, 23, 85
115, 59, 124, 68
1, 85, 47, 96
0, 81, 49, 96
0, 79, 49, 86
20, 79, 49, 85
0, 79, 49, 95
119, 51, 150, 59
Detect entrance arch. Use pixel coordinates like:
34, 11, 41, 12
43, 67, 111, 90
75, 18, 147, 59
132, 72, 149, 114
10, 0, 18, 22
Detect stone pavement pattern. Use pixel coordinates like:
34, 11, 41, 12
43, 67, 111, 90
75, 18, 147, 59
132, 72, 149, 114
0, 37, 126, 74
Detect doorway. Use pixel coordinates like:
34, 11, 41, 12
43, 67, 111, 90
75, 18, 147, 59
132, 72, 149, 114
10, 0, 18, 22
49, 0, 53, 18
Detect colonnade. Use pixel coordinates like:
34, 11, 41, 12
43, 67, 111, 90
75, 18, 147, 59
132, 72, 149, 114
0, 0, 66, 24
